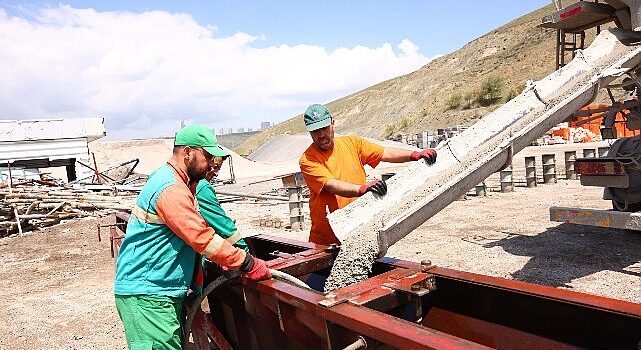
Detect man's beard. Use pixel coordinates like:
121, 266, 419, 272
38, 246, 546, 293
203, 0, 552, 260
317, 137, 333, 151
186, 158, 207, 181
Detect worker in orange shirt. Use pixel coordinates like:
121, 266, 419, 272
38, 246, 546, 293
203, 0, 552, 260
299, 104, 437, 246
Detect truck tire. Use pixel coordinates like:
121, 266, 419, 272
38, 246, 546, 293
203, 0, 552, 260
612, 199, 641, 212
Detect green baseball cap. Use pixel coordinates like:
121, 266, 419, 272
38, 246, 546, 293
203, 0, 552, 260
174, 124, 229, 157
304, 104, 332, 132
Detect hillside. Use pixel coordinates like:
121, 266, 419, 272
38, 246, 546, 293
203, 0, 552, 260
236, 4, 597, 156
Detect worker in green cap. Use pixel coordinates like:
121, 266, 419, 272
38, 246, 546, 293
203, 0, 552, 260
114, 124, 270, 350
195, 155, 249, 253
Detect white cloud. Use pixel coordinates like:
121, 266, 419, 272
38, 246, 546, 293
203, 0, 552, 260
0, 5, 433, 140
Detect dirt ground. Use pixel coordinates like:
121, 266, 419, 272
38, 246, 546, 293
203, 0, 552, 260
1, 148, 641, 349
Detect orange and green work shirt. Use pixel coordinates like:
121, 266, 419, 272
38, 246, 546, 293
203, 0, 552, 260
114, 158, 247, 299
299, 135, 384, 246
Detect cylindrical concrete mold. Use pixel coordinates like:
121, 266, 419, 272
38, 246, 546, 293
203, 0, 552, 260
475, 182, 486, 196
598, 147, 610, 158
583, 148, 596, 158
564, 151, 577, 180
500, 166, 513, 193
287, 186, 305, 231
525, 156, 537, 187
542, 154, 557, 184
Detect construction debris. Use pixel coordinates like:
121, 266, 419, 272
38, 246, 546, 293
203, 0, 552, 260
253, 217, 284, 228
0, 183, 136, 238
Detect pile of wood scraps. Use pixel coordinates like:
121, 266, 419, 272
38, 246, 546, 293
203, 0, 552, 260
0, 184, 136, 238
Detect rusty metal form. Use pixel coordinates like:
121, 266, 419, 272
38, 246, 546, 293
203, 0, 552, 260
199, 234, 641, 350
98, 213, 127, 259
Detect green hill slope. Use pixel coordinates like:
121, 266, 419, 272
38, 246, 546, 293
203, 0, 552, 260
237, 4, 580, 155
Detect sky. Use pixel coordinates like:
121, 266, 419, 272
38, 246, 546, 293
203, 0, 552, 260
0, 1, 552, 140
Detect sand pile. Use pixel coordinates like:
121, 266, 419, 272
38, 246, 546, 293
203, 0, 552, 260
248, 134, 312, 163
89, 138, 299, 180
89, 138, 174, 175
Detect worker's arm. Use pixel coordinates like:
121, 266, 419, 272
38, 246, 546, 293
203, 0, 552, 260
155, 185, 270, 280
300, 161, 386, 198
382, 147, 437, 165
324, 178, 387, 197
156, 185, 246, 267
381, 147, 413, 162
323, 178, 361, 197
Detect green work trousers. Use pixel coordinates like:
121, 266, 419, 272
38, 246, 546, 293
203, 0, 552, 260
115, 295, 184, 350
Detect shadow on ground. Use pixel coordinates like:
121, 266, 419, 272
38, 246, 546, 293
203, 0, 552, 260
480, 223, 641, 288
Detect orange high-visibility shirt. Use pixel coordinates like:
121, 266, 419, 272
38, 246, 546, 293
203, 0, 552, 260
299, 135, 384, 245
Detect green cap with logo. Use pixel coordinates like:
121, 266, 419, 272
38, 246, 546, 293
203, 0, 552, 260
174, 124, 229, 157
304, 104, 332, 132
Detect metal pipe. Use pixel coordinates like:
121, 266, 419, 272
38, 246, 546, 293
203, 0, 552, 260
342, 336, 367, 350
7, 161, 13, 190
13, 208, 22, 235
269, 269, 312, 290
216, 190, 309, 203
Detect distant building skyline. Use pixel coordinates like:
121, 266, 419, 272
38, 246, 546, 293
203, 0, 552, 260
216, 121, 272, 135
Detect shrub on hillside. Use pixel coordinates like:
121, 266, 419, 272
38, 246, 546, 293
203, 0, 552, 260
476, 75, 504, 106
400, 116, 410, 128
463, 91, 475, 110
383, 123, 398, 138
445, 93, 462, 110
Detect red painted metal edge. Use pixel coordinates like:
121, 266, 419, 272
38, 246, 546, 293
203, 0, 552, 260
374, 255, 641, 318
252, 279, 491, 349
429, 266, 641, 317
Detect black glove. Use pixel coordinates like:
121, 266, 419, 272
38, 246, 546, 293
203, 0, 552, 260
358, 179, 387, 196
